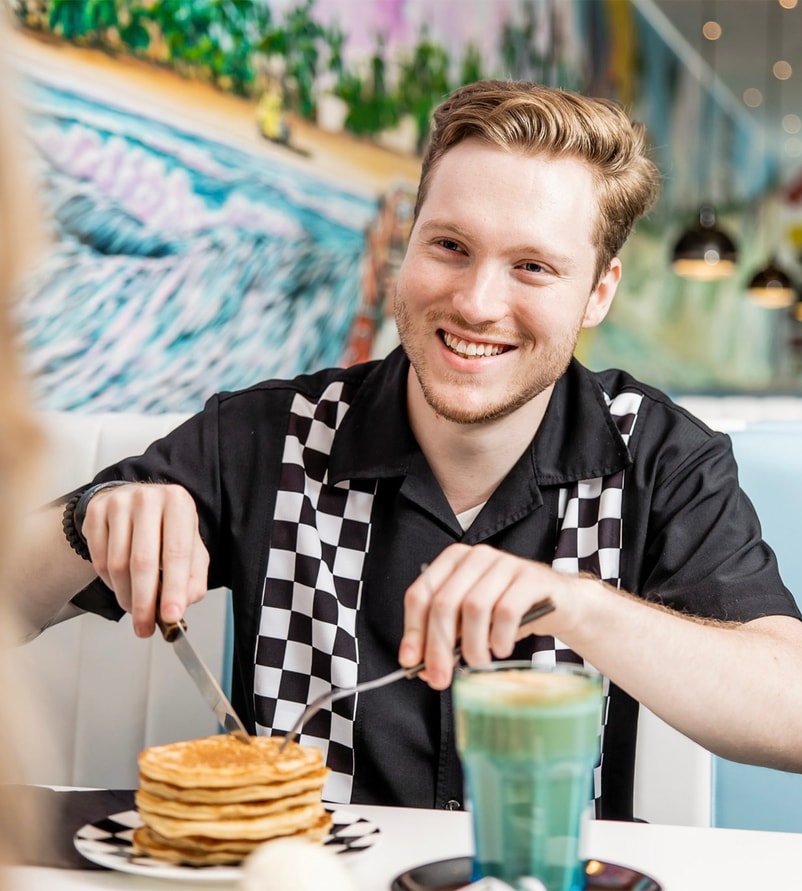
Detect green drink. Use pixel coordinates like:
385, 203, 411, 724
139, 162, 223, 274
453, 662, 603, 891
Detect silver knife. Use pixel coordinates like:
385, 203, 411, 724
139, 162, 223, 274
157, 612, 252, 744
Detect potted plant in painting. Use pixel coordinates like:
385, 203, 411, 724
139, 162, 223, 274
397, 27, 451, 154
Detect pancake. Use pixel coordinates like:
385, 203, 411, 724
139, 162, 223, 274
137, 734, 323, 788
137, 766, 329, 803
135, 787, 322, 820
139, 800, 326, 840
131, 811, 332, 866
133, 733, 331, 866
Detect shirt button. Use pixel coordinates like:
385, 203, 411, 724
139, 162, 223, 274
444, 799, 462, 810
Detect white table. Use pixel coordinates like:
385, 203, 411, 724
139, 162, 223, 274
6, 803, 802, 890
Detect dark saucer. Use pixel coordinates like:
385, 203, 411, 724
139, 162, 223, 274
390, 856, 662, 891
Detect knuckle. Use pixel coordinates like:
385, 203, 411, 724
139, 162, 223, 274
493, 599, 519, 624
130, 482, 160, 508
106, 553, 130, 577
162, 541, 192, 562
128, 551, 156, 574
461, 596, 486, 622
430, 595, 455, 623
167, 484, 195, 509
404, 583, 429, 612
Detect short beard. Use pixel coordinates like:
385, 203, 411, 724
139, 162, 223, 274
395, 296, 579, 426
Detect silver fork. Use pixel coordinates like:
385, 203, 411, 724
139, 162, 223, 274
279, 595, 556, 751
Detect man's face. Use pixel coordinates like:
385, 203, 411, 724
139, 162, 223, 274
395, 138, 620, 426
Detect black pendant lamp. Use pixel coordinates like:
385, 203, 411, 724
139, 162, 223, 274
671, 7, 738, 283
746, 2, 796, 310
671, 204, 738, 282
747, 255, 796, 308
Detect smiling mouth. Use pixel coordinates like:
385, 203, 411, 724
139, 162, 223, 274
441, 330, 513, 358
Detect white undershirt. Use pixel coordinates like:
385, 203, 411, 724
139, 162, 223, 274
455, 502, 486, 531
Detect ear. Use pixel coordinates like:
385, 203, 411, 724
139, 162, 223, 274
581, 258, 621, 329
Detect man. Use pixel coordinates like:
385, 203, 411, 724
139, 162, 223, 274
11, 80, 802, 818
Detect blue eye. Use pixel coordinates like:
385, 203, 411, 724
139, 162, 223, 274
520, 262, 544, 273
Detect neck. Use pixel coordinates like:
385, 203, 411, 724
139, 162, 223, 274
407, 371, 552, 515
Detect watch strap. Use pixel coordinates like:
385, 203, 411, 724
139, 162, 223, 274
62, 480, 129, 562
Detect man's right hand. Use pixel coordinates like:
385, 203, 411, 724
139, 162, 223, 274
81, 482, 209, 637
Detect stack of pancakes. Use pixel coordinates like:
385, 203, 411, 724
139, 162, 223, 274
132, 734, 331, 866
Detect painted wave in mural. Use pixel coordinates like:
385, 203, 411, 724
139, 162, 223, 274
18, 77, 376, 413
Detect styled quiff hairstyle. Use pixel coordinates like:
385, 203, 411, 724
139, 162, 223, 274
415, 80, 662, 286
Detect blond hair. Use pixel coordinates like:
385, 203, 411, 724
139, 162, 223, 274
415, 80, 662, 286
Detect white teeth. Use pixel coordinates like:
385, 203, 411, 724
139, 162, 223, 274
443, 332, 505, 358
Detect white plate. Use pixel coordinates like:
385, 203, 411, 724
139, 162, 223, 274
74, 807, 380, 882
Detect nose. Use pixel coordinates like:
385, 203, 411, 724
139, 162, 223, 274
451, 264, 507, 325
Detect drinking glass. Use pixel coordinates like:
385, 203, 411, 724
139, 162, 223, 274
453, 661, 603, 891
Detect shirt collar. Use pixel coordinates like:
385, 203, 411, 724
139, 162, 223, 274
330, 347, 632, 488
330, 347, 418, 482
533, 359, 633, 484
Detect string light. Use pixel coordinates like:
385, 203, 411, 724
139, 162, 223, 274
743, 88, 763, 108
783, 114, 802, 134
773, 60, 793, 81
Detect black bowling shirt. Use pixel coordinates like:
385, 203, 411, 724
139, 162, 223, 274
77, 347, 800, 819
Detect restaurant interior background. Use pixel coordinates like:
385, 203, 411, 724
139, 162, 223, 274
9, 0, 802, 836
7, 0, 802, 414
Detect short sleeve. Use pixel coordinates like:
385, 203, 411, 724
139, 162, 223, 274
638, 428, 800, 623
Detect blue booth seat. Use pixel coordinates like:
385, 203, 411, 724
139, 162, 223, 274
713, 422, 802, 832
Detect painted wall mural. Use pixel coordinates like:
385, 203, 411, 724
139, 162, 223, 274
19, 74, 374, 412
9, 0, 801, 415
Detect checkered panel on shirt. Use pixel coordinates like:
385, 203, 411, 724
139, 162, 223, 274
533, 390, 644, 810
253, 381, 376, 804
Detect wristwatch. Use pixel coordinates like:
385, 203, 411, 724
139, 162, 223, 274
61, 480, 129, 561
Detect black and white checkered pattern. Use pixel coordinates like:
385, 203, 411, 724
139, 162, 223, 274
72, 808, 379, 875
254, 381, 377, 803
253, 381, 643, 807
540, 390, 644, 807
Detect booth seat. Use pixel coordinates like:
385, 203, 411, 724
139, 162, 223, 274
9, 410, 802, 828
8, 411, 230, 790
708, 422, 802, 832
635, 419, 802, 831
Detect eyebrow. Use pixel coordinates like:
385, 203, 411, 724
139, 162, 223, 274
417, 219, 577, 269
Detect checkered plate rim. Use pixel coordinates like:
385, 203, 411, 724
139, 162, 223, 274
73, 807, 380, 881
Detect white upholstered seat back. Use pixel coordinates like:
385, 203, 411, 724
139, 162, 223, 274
10, 411, 230, 789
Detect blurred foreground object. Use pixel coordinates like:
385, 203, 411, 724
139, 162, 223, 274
0, 7, 52, 873
239, 837, 356, 891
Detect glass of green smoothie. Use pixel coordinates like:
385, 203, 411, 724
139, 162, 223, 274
453, 661, 603, 891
